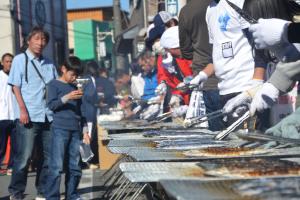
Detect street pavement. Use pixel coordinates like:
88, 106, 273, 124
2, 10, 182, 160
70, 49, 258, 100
0, 169, 106, 200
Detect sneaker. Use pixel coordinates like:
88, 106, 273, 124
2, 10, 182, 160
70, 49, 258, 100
9, 194, 23, 200
89, 163, 99, 169
35, 195, 46, 200
7, 168, 12, 175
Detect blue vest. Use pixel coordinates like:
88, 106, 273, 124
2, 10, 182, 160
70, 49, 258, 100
142, 69, 158, 100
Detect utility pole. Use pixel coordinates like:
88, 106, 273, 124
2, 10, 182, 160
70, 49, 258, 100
113, 0, 127, 73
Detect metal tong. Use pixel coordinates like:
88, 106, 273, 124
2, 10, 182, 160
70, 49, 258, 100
215, 111, 250, 140
176, 83, 201, 91
139, 111, 173, 126
225, 0, 258, 24
236, 131, 300, 146
148, 111, 173, 125
183, 109, 225, 128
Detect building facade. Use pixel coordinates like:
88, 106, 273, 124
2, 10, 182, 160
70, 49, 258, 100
67, 4, 129, 72
0, 0, 68, 66
68, 19, 114, 70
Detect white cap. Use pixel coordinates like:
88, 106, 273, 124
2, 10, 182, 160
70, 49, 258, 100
160, 26, 179, 49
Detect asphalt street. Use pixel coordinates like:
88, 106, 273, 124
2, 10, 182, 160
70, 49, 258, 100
0, 169, 106, 200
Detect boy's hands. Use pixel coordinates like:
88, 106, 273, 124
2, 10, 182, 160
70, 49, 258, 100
83, 132, 91, 144
66, 90, 83, 100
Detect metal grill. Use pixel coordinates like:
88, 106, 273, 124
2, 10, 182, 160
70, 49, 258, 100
127, 146, 300, 162
108, 139, 154, 147
160, 177, 300, 200
119, 162, 199, 172
143, 128, 215, 137
108, 133, 147, 140
123, 172, 202, 183
127, 148, 184, 161
196, 157, 300, 179
108, 146, 138, 154
155, 138, 227, 150
123, 168, 210, 183
99, 121, 183, 131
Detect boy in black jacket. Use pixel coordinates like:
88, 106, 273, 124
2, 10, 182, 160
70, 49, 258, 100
46, 56, 90, 200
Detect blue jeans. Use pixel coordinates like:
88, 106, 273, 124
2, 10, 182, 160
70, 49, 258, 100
203, 90, 225, 131
46, 128, 82, 200
8, 120, 51, 198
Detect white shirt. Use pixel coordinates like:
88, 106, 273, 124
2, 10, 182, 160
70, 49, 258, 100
131, 73, 145, 99
206, 0, 254, 95
0, 70, 16, 120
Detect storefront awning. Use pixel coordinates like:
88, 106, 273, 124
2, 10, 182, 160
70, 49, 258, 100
115, 25, 140, 54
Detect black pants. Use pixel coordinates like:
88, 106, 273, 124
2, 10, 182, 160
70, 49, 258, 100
0, 120, 16, 168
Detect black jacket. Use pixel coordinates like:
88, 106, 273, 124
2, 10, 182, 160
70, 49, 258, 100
288, 23, 300, 43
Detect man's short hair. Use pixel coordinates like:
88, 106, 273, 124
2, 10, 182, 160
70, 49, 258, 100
1, 53, 13, 61
62, 56, 83, 76
27, 26, 50, 44
139, 50, 155, 60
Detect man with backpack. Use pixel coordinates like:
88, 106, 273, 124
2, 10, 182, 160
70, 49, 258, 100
8, 26, 57, 200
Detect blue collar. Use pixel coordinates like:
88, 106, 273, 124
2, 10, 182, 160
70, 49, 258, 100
25, 49, 44, 62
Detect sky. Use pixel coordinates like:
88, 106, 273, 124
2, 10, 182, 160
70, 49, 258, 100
66, 0, 129, 11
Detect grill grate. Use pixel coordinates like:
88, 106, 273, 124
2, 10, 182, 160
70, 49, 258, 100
127, 146, 300, 162
121, 162, 206, 182
108, 139, 154, 147
160, 177, 300, 200
119, 162, 199, 172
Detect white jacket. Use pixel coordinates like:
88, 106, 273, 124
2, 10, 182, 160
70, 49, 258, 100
0, 70, 16, 120
131, 73, 145, 99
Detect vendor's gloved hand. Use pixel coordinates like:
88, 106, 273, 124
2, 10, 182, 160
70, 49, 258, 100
183, 76, 193, 84
140, 104, 160, 120
147, 96, 162, 105
265, 108, 300, 139
176, 76, 196, 90
223, 93, 251, 114
155, 81, 167, 95
223, 79, 263, 114
171, 105, 188, 118
250, 82, 279, 116
132, 105, 142, 114
169, 95, 182, 108
189, 71, 208, 87
249, 18, 290, 49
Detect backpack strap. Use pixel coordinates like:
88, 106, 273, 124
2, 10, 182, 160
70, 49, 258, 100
23, 52, 47, 85
30, 59, 46, 85
24, 53, 28, 83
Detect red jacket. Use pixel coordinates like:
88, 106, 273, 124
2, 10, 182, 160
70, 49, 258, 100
157, 55, 193, 105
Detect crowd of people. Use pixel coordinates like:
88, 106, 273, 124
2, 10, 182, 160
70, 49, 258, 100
1, 0, 300, 199
0, 26, 118, 200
